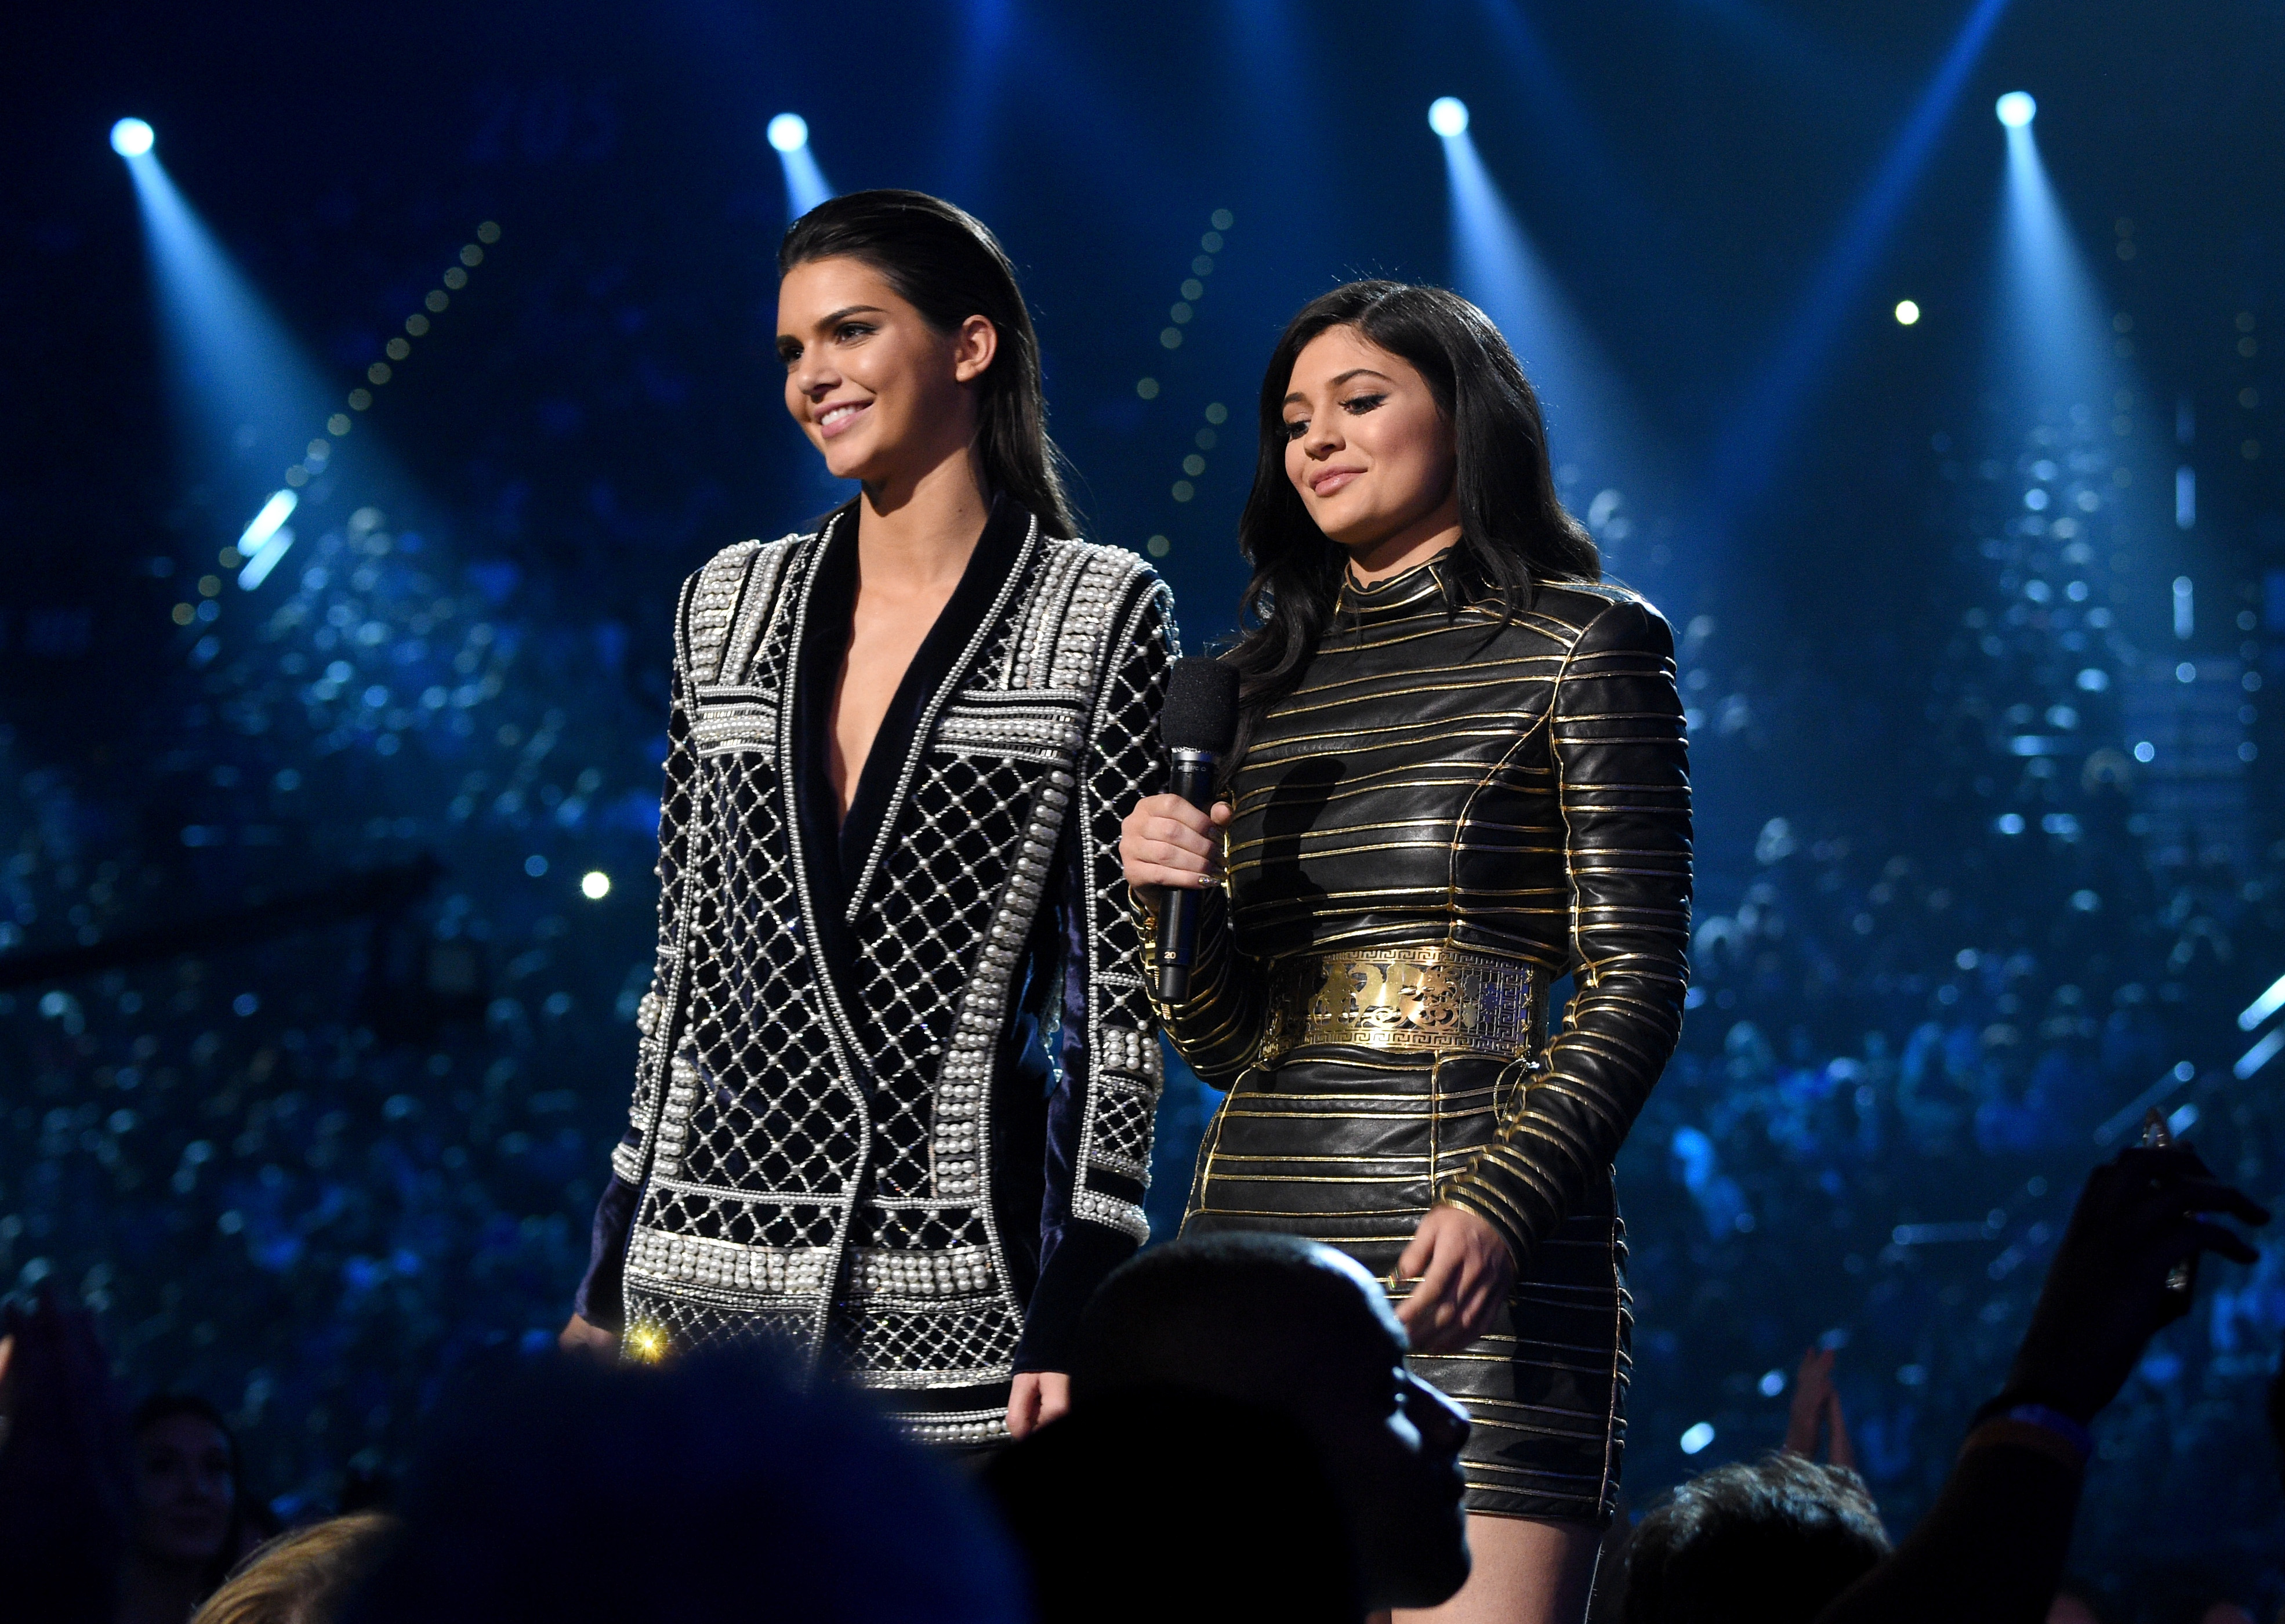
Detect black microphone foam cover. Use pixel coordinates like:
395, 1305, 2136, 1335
1162, 657, 1239, 755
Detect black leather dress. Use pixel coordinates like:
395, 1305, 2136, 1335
1160, 553, 1691, 1522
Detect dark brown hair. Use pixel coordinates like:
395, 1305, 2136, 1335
1225, 280, 1598, 735
779, 188, 1073, 532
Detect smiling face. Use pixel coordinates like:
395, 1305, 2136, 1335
776, 256, 996, 491
1280, 324, 1460, 577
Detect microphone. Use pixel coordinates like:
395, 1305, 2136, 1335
1155, 656, 1239, 1004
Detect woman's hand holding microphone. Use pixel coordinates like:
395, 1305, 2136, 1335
1119, 795, 1232, 907
1120, 792, 1513, 1351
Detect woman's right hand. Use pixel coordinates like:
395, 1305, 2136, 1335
559, 1313, 619, 1364
1120, 794, 1232, 909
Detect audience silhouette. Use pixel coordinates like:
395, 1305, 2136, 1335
342, 1344, 1025, 1623
1062, 1231, 1472, 1614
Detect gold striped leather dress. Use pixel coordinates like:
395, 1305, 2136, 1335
1160, 553, 1691, 1522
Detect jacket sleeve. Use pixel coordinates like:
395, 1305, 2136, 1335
573, 655, 699, 1332
1013, 570, 1177, 1372
1442, 596, 1692, 1271
1143, 878, 1270, 1088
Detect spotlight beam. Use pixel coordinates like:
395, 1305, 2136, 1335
1438, 122, 1633, 484
1993, 106, 2112, 417
940, 0, 1017, 198
1436, 113, 1677, 590
1706, 0, 2015, 527
1465, 0, 1660, 264
769, 113, 833, 218
117, 134, 350, 521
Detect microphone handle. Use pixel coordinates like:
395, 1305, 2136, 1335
1156, 749, 1220, 1003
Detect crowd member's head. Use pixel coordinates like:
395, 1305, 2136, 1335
191, 1513, 396, 1624
1069, 1231, 1470, 1612
344, 1344, 1022, 1623
985, 1386, 1360, 1623
1615, 1452, 1889, 1624
2117, 1571, 2264, 1624
128, 1393, 244, 1600
2047, 1579, 2110, 1624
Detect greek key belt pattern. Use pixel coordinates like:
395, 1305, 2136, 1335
1261, 944, 1543, 1064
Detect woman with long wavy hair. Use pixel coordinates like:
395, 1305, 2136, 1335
1122, 280, 1691, 1622
565, 191, 1176, 1448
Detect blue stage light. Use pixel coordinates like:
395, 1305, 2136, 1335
122, 136, 347, 525
110, 118, 155, 158
1704, 0, 2015, 534
234, 490, 300, 590
771, 113, 832, 219
1428, 97, 1470, 139
1992, 90, 2111, 419
1438, 119, 1653, 526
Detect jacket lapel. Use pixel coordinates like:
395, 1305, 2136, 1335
837, 501, 1038, 919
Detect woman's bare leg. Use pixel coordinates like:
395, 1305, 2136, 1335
1389, 1513, 1601, 1624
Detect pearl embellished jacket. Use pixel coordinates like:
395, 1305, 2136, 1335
576, 499, 1175, 1444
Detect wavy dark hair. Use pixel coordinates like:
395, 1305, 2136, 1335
1225, 280, 1598, 737
779, 188, 1073, 532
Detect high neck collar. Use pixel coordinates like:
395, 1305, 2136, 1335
1336, 549, 1462, 624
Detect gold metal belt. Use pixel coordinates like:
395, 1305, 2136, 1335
1259, 944, 1543, 1065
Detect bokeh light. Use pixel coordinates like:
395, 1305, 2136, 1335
1428, 96, 1470, 138
767, 113, 810, 153
109, 118, 154, 157
1996, 90, 2037, 127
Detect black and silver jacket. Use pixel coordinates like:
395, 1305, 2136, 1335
579, 499, 1176, 1444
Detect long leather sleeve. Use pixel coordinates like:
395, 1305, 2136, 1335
1147, 882, 1270, 1088
1442, 597, 1691, 1270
